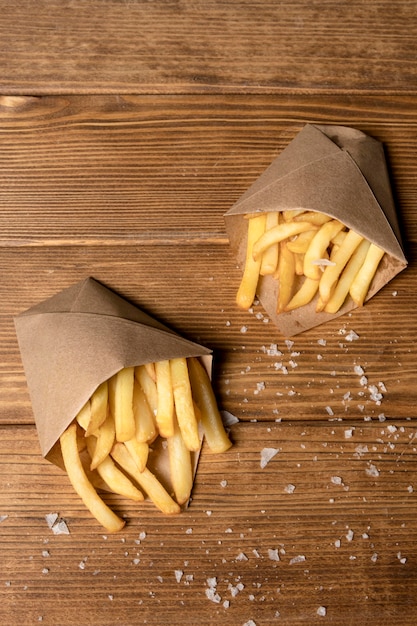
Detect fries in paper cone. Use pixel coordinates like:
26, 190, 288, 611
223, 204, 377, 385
225, 124, 407, 336
14, 278, 232, 531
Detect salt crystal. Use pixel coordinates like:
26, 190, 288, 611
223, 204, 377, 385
346, 330, 359, 341
317, 606, 327, 616
236, 552, 248, 561
220, 480, 228, 488
0, 515, 8, 524
331, 476, 343, 485
366, 464, 380, 477
289, 555, 306, 564
344, 428, 354, 439
285, 339, 294, 350
346, 529, 354, 542
260, 447, 279, 468
268, 548, 280, 561
205, 588, 221, 603
354, 365, 365, 376
221, 410, 239, 426
371, 553, 378, 563
325, 406, 334, 416
284, 484, 296, 494
407, 485, 414, 493
317, 339, 327, 346
387, 425, 397, 434
240, 326, 248, 333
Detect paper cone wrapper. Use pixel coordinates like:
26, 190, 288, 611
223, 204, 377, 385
225, 124, 407, 336
14, 278, 212, 478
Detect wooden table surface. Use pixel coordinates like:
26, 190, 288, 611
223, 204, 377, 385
1, 2, 417, 625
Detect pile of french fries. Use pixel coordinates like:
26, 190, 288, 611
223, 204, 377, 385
59, 356, 232, 532
236, 209, 386, 315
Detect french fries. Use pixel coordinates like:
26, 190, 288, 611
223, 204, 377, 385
236, 209, 386, 315
59, 357, 232, 531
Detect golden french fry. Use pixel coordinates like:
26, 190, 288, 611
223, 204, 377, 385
144, 361, 156, 382
282, 209, 306, 221
167, 412, 193, 505
236, 213, 267, 309
303, 219, 345, 280
260, 211, 279, 276
154, 359, 175, 438
276, 242, 296, 313
76, 400, 91, 431
294, 252, 305, 276
86, 436, 144, 502
349, 243, 385, 306
324, 239, 371, 313
285, 277, 319, 311
111, 442, 180, 515
124, 437, 149, 472
293, 210, 332, 225
60, 423, 125, 533
89, 409, 115, 470
318, 230, 364, 304
187, 357, 232, 454
252, 221, 318, 262
135, 365, 158, 417
331, 230, 347, 247
286, 229, 318, 254
133, 381, 157, 443
109, 367, 136, 443
170, 357, 200, 452
85, 380, 108, 437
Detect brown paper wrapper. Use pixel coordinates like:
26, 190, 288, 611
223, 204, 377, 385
14, 277, 212, 479
224, 124, 407, 336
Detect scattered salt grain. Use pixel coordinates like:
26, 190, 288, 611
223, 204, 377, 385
289, 555, 306, 565
268, 548, 280, 561
331, 476, 343, 485
346, 529, 354, 542
284, 484, 296, 494
397, 552, 407, 564
175, 570, 184, 583
317, 606, 327, 616
236, 552, 249, 562
221, 410, 239, 426
344, 428, 354, 439
220, 480, 228, 488
260, 447, 279, 468
366, 464, 380, 477
240, 326, 248, 334
345, 330, 359, 341
354, 365, 365, 376
45, 513, 70, 535
0, 515, 8, 524
325, 406, 334, 416
317, 338, 327, 346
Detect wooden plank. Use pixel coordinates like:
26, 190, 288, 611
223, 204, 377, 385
1, 2, 417, 95
0, 421, 416, 625
0, 94, 416, 244
2, 243, 415, 426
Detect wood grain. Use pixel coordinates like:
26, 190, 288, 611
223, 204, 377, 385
1, 2, 417, 95
1, 5, 417, 621
1, 421, 416, 625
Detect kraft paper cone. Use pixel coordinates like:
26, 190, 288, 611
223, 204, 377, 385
14, 277, 211, 465
225, 124, 407, 336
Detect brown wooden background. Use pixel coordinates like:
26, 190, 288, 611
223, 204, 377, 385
1, 2, 416, 625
